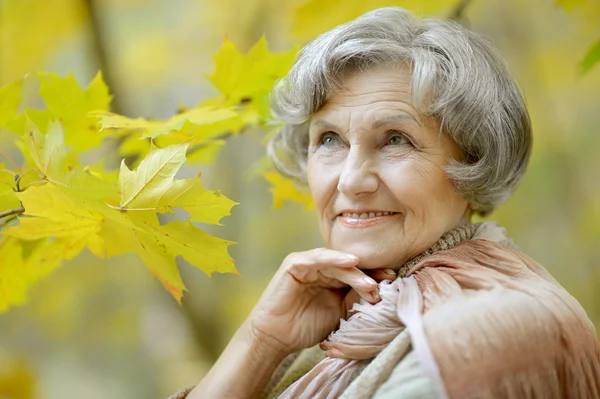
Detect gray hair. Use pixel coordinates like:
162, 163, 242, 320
267, 7, 531, 216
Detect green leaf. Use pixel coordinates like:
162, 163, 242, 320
580, 38, 600, 75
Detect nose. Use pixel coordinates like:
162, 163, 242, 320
336, 147, 379, 198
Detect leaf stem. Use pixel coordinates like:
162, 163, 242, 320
20, 180, 48, 191
0, 207, 25, 219
0, 169, 17, 177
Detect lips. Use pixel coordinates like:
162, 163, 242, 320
336, 210, 400, 228
339, 211, 397, 219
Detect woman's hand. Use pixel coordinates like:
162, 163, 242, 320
247, 248, 397, 354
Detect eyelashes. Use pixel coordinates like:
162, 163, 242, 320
315, 130, 414, 148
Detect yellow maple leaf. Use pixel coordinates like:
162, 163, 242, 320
0, 237, 28, 312
118, 142, 237, 220
208, 36, 298, 106
262, 171, 314, 210
0, 163, 20, 216
4, 108, 53, 136
93, 106, 238, 140
292, 0, 461, 39
125, 214, 236, 302
4, 184, 105, 258
156, 175, 238, 225
2, 141, 237, 307
0, 77, 23, 127
119, 142, 189, 208
23, 119, 67, 180
38, 71, 112, 150
0, 235, 85, 314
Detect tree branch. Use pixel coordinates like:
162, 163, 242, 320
0, 207, 25, 219
82, 0, 124, 114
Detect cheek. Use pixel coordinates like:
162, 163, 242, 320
384, 158, 461, 217
307, 157, 336, 216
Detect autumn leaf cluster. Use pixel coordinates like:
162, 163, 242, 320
0, 37, 303, 312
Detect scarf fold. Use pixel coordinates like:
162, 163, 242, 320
277, 222, 600, 399
278, 224, 476, 399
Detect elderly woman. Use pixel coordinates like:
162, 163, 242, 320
171, 7, 600, 399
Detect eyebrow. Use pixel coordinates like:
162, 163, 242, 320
371, 113, 420, 128
310, 112, 420, 131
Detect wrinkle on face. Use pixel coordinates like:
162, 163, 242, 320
306, 66, 470, 269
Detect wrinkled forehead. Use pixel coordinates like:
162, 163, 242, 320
314, 62, 432, 118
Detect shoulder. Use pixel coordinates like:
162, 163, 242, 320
409, 237, 600, 397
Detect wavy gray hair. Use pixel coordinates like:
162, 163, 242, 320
267, 7, 531, 216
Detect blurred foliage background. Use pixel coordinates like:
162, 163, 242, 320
0, 0, 599, 397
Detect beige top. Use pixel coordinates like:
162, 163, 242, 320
169, 222, 600, 398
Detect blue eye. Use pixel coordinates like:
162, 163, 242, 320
386, 133, 409, 146
320, 132, 338, 146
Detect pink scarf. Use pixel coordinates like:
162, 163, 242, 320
278, 238, 600, 398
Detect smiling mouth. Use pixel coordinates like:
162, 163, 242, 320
337, 211, 400, 228
339, 211, 398, 219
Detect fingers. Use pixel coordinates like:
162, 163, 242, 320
284, 249, 397, 304
365, 268, 397, 282
325, 267, 380, 304
286, 248, 359, 283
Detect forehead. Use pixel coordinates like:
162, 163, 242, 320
319, 66, 414, 108
311, 66, 423, 125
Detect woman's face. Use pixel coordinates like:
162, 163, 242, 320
306, 66, 470, 270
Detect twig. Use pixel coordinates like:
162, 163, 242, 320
0, 207, 25, 219
82, 0, 124, 114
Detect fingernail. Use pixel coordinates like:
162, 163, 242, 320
347, 254, 358, 261
383, 268, 396, 276
372, 290, 380, 300
364, 277, 377, 286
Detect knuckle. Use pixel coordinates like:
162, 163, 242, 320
312, 247, 327, 257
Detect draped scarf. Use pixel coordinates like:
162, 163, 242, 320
277, 222, 600, 399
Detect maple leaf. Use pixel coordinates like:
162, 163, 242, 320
0, 77, 23, 127
3, 139, 237, 305
4, 108, 53, 136
94, 106, 238, 140
4, 184, 106, 257
155, 175, 238, 225
0, 235, 88, 314
119, 142, 189, 209
38, 71, 112, 150
207, 36, 297, 106
122, 214, 236, 302
262, 171, 314, 210
0, 237, 28, 312
23, 119, 67, 180
0, 164, 20, 216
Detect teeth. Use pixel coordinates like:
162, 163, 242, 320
341, 212, 396, 218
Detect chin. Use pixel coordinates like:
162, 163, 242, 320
331, 240, 403, 270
